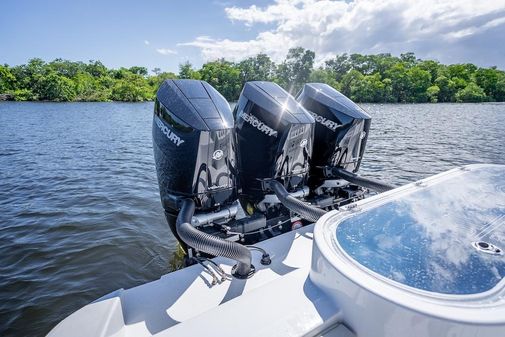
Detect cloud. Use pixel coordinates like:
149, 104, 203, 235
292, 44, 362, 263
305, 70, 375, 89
156, 48, 177, 55
144, 40, 150, 45
182, 0, 505, 67
178, 33, 292, 62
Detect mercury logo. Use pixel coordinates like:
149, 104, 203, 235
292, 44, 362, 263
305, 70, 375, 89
212, 149, 224, 160
156, 117, 185, 146
242, 113, 277, 137
308, 111, 339, 132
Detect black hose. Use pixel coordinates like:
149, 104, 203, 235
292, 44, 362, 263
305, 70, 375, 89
176, 199, 252, 278
328, 167, 395, 193
269, 180, 327, 222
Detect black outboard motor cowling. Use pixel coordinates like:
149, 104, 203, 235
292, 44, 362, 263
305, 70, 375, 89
234, 81, 315, 212
153, 79, 236, 218
154, 80, 255, 278
296, 83, 371, 188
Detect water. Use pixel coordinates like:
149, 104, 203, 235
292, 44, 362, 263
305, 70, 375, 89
0, 102, 504, 336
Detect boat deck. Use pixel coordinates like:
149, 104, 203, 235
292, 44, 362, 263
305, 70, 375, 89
48, 224, 354, 337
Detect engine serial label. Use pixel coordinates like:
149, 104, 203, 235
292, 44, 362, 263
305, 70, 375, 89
241, 113, 277, 137
155, 117, 185, 146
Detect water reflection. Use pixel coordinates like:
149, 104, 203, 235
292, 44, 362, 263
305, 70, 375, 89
336, 165, 505, 295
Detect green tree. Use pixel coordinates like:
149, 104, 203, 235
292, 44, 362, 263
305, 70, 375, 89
494, 73, 505, 101
351, 73, 385, 102
309, 68, 340, 90
73, 71, 111, 101
455, 83, 487, 102
434, 76, 456, 102
49, 59, 85, 78
11, 89, 36, 101
418, 60, 440, 83
369, 53, 401, 78
426, 85, 440, 103
238, 53, 275, 83
2, 53, 505, 103
406, 66, 431, 102
381, 78, 395, 103
340, 69, 364, 98
111, 73, 153, 101
178, 62, 201, 80
474, 67, 505, 101
325, 53, 351, 81
0, 65, 16, 93
149, 71, 178, 93
129, 66, 148, 77
385, 63, 409, 102
111, 67, 133, 80
200, 59, 241, 101
36, 71, 76, 101
446, 63, 476, 82
276, 47, 315, 94
86, 60, 108, 77
73, 71, 97, 100
400, 52, 418, 67
9, 58, 46, 91
349, 53, 373, 74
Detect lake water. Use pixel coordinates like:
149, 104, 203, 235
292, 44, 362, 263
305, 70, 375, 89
1, 101, 504, 336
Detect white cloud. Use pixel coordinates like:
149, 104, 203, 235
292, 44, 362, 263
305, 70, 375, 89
144, 40, 150, 45
181, 0, 505, 67
178, 32, 292, 62
445, 16, 505, 39
156, 48, 178, 55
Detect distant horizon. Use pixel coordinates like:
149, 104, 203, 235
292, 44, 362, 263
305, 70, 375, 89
1, 0, 505, 73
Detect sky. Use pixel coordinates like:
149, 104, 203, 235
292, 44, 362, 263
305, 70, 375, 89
1, 0, 505, 73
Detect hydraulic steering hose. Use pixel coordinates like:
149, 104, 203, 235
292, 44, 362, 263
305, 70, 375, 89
269, 180, 327, 222
327, 167, 396, 193
175, 199, 253, 278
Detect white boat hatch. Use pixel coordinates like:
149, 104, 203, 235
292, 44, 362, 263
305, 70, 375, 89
333, 164, 505, 295
312, 164, 505, 337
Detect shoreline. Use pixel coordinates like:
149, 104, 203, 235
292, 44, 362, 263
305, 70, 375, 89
1, 99, 504, 105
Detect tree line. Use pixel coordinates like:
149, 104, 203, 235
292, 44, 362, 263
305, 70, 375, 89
1, 49, 504, 103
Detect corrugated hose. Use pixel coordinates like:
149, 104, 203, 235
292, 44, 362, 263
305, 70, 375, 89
176, 199, 253, 278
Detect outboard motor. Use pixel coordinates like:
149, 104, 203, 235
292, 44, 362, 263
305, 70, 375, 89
153, 79, 252, 278
297, 83, 371, 178
297, 83, 394, 199
234, 81, 325, 222
153, 79, 236, 227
